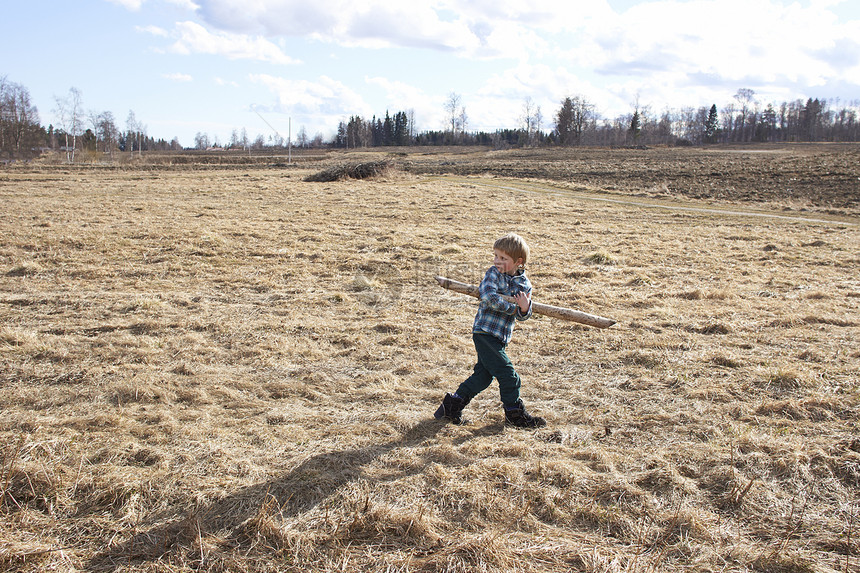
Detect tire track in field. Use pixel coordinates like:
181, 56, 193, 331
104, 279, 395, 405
445, 176, 859, 226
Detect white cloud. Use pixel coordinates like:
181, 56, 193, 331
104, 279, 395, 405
364, 77, 443, 131
346, 4, 479, 52
108, 0, 199, 10
132, 0, 859, 136
166, 0, 200, 9
192, 0, 611, 60
481, 64, 566, 101
440, 0, 615, 35
214, 77, 240, 87
168, 21, 301, 65
365, 77, 427, 107
137, 25, 169, 37
106, 0, 146, 10
195, 0, 479, 52
809, 0, 846, 8
188, 0, 858, 86
468, 83, 552, 130
545, 0, 860, 109
185, 0, 859, 105
164, 72, 193, 81
474, 63, 645, 125
469, 20, 551, 60
250, 73, 372, 130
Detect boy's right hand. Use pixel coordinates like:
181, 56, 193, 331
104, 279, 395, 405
513, 291, 531, 313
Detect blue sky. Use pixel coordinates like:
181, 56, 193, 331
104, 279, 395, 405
2, 0, 859, 147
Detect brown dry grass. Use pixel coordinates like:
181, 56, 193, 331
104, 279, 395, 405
1, 149, 859, 572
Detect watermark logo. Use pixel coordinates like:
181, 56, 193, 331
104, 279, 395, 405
352, 260, 492, 310
352, 261, 403, 308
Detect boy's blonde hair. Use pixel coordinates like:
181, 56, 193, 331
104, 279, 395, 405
494, 233, 529, 266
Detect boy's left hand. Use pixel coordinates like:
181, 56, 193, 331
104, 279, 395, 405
514, 291, 531, 313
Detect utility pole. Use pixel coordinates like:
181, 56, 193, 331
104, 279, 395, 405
253, 106, 291, 163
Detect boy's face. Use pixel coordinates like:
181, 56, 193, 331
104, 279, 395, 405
493, 249, 522, 275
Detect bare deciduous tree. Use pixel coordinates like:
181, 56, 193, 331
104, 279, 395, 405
54, 87, 83, 162
521, 97, 534, 144
407, 108, 417, 139
94, 111, 119, 158
445, 92, 461, 136
126, 110, 146, 157
194, 132, 210, 150
734, 88, 756, 142
1, 76, 42, 158
518, 97, 544, 146
444, 93, 468, 141
721, 102, 736, 140
88, 110, 101, 154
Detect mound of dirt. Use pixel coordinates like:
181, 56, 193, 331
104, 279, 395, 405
304, 160, 393, 182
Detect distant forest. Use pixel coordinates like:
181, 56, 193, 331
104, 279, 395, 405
2, 77, 859, 161
334, 91, 860, 149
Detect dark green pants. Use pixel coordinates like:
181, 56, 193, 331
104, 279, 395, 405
456, 333, 521, 407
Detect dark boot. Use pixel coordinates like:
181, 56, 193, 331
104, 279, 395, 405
504, 400, 546, 429
434, 393, 469, 425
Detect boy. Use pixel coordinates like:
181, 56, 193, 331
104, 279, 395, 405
434, 233, 546, 429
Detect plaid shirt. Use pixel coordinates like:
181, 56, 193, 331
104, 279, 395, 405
472, 266, 532, 344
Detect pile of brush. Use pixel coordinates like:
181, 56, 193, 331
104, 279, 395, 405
304, 159, 393, 182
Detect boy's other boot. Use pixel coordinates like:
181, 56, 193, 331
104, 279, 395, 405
504, 399, 546, 429
434, 392, 469, 425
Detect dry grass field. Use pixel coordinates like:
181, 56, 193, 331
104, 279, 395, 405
1, 146, 859, 572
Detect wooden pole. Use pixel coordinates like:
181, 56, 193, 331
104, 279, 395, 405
435, 276, 616, 329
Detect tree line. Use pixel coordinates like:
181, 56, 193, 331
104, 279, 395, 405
1, 78, 180, 162
336, 89, 860, 149
549, 90, 860, 147
333, 111, 414, 148
3, 76, 859, 162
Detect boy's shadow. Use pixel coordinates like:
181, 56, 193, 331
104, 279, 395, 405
89, 418, 503, 570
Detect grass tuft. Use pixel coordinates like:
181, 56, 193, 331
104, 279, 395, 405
583, 250, 617, 266
5, 262, 43, 277
768, 368, 806, 390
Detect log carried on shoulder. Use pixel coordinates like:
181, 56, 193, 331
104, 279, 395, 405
435, 276, 616, 329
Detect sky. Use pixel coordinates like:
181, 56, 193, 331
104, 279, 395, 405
2, 0, 859, 147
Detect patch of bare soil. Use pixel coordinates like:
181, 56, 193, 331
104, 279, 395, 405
1, 162, 858, 572
400, 144, 860, 217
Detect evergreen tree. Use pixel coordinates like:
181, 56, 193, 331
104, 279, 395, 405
555, 97, 575, 145
629, 110, 641, 142
393, 111, 409, 145
346, 116, 365, 148
336, 120, 347, 147
382, 111, 394, 145
756, 104, 777, 142
704, 104, 719, 143
802, 98, 823, 141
